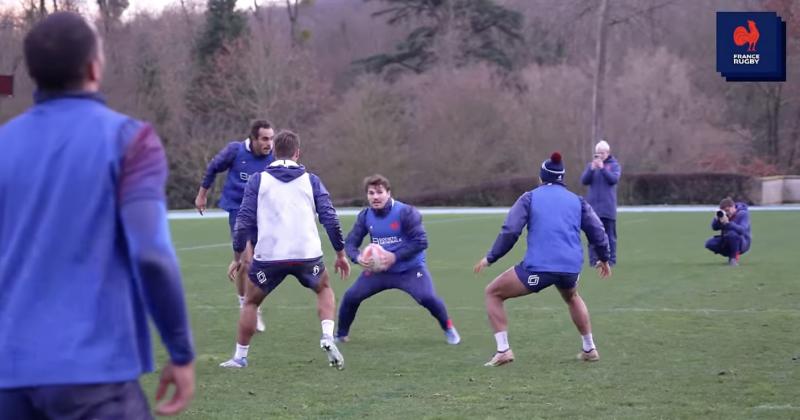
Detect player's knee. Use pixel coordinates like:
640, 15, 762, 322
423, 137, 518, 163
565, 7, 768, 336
485, 282, 501, 298
560, 289, 578, 303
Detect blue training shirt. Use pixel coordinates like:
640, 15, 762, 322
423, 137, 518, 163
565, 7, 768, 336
345, 199, 427, 273
486, 183, 610, 274
201, 140, 274, 211
0, 92, 194, 388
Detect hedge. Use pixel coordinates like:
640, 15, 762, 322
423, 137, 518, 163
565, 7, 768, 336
333, 173, 758, 207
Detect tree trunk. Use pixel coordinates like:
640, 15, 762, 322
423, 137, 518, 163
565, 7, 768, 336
286, 0, 299, 48
590, 0, 609, 153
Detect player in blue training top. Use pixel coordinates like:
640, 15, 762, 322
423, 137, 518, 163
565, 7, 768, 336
0, 12, 194, 417
219, 130, 351, 370
195, 120, 274, 331
474, 152, 612, 367
336, 174, 461, 345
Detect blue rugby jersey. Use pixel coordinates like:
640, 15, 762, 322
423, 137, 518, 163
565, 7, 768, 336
201, 140, 274, 211
345, 199, 427, 273
0, 92, 193, 388
486, 183, 610, 273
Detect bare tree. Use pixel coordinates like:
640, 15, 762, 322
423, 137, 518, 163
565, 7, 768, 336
590, 0, 609, 153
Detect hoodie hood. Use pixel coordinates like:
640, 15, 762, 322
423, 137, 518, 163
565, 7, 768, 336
265, 159, 307, 183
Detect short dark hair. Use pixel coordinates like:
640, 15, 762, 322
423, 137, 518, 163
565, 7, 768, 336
719, 197, 735, 209
24, 12, 100, 91
273, 130, 300, 159
249, 120, 272, 140
364, 174, 391, 193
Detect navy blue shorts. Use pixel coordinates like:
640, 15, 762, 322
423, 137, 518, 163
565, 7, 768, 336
250, 258, 326, 294
0, 380, 151, 419
228, 209, 257, 249
514, 263, 580, 293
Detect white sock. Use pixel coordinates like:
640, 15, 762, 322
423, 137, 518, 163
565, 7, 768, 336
321, 319, 335, 338
582, 333, 595, 352
494, 331, 509, 352
238, 295, 245, 308
235, 343, 249, 359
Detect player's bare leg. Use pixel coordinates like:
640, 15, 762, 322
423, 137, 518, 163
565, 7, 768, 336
237, 242, 265, 332
220, 280, 267, 368
314, 272, 343, 370
483, 268, 531, 366
558, 287, 599, 361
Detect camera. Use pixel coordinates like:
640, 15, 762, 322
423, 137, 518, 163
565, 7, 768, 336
716, 210, 725, 219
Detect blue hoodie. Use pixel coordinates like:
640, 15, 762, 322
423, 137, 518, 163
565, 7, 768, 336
486, 183, 609, 273
233, 161, 344, 256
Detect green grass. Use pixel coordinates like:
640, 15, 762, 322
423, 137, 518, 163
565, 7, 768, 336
144, 211, 800, 419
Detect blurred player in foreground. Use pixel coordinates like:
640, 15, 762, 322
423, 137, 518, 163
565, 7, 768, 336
0, 12, 194, 417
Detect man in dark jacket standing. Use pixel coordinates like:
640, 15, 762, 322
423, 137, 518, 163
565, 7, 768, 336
581, 140, 621, 266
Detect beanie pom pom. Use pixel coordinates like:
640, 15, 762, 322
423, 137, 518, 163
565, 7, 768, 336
550, 152, 562, 164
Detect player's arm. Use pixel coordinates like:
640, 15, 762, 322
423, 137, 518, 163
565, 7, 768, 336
580, 197, 610, 262
195, 142, 238, 214
117, 123, 195, 414
232, 173, 260, 262
392, 206, 428, 262
486, 192, 531, 264
310, 174, 345, 252
600, 160, 621, 185
345, 210, 369, 264
711, 217, 724, 231
310, 174, 350, 278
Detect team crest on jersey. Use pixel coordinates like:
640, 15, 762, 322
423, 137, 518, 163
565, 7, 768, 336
256, 271, 267, 284
313, 265, 320, 276
527, 275, 539, 286
390, 221, 400, 231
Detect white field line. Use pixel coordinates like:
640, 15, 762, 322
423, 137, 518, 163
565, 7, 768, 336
168, 205, 800, 220
192, 304, 800, 315
174, 214, 500, 252
753, 404, 800, 411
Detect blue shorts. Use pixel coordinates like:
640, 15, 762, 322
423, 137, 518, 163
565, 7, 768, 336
228, 209, 257, 250
514, 263, 579, 293
249, 258, 326, 294
0, 380, 151, 419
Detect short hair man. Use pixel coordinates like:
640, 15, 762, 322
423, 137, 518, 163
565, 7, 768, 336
0, 12, 194, 417
219, 130, 351, 369
475, 153, 611, 367
335, 174, 461, 345
705, 197, 751, 266
195, 119, 274, 331
580, 140, 621, 266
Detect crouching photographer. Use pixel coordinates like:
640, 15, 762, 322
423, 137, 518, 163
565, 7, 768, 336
704, 197, 751, 266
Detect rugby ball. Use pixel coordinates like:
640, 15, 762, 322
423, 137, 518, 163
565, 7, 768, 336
360, 243, 388, 272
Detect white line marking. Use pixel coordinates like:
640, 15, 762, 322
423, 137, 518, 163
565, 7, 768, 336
176, 243, 229, 251
168, 205, 800, 220
192, 304, 800, 315
753, 404, 800, 410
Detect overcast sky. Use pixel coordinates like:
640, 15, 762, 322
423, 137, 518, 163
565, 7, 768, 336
0, 0, 278, 16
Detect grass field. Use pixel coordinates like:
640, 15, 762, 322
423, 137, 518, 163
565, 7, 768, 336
143, 211, 800, 419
